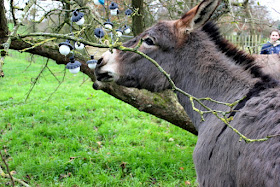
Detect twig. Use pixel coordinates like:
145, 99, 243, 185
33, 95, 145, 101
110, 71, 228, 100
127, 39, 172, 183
0, 166, 31, 187
46, 68, 66, 103
116, 43, 280, 143
0, 150, 14, 186
16, 32, 109, 49
25, 59, 49, 102
11, 16, 279, 142
19, 38, 57, 52
79, 77, 90, 87
46, 66, 61, 83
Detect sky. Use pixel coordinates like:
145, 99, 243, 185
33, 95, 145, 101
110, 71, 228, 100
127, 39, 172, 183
258, 0, 280, 20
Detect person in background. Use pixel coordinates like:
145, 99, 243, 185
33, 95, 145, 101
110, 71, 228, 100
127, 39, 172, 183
260, 30, 280, 54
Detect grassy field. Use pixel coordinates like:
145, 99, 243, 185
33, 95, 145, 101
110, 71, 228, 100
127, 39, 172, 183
0, 51, 197, 186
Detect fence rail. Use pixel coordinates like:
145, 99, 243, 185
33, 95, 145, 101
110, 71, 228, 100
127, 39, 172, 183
224, 35, 268, 54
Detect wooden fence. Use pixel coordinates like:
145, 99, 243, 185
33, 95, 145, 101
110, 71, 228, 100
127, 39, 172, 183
224, 35, 268, 54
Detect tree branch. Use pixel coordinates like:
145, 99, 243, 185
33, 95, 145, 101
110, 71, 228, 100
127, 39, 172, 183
0, 35, 198, 134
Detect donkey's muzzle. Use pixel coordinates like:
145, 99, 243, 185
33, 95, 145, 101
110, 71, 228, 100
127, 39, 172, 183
95, 72, 113, 82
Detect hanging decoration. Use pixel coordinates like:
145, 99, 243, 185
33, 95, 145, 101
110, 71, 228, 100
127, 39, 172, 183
116, 28, 123, 37
58, 1, 133, 74
86, 55, 98, 69
71, 9, 85, 26
59, 40, 73, 56
109, 2, 119, 16
123, 25, 131, 34
66, 56, 82, 74
94, 28, 105, 38
104, 19, 114, 31
74, 38, 85, 51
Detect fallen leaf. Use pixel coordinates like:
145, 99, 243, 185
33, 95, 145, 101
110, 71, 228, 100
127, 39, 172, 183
185, 181, 191, 185
10, 171, 16, 175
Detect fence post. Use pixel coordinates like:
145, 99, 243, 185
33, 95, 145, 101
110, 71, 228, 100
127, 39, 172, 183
224, 34, 266, 54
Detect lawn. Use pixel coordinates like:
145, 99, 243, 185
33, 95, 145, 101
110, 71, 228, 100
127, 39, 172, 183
0, 51, 197, 186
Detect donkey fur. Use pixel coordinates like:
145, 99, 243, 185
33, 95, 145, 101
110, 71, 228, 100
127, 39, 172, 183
95, 0, 280, 186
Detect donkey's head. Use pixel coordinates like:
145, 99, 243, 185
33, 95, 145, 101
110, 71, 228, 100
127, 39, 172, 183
95, 0, 220, 92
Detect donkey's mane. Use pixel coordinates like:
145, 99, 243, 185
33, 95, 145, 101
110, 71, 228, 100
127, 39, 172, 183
202, 22, 279, 115
202, 22, 273, 81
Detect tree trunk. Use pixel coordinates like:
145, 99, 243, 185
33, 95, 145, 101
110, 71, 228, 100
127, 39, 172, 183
0, 0, 8, 77
132, 0, 144, 36
0, 0, 8, 39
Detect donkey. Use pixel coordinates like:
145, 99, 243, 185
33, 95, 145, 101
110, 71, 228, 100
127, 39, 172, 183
95, 0, 280, 186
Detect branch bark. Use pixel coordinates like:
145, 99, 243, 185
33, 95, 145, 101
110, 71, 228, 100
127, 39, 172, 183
0, 0, 197, 135
1, 36, 197, 134
0, 0, 8, 77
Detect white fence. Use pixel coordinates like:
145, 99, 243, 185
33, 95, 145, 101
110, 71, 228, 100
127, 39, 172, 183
224, 35, 268, 54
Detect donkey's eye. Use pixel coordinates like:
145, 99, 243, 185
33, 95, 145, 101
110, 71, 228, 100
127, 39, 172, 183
143, 38, 155, 46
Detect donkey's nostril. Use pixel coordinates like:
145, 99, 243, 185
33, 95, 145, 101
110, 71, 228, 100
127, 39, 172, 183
97, 58, 103, 65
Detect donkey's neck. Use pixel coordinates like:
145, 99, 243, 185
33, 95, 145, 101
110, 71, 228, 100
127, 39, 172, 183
173, 31, 258, 131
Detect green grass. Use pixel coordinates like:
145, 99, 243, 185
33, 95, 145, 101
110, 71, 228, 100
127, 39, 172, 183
0, 51, 197, 186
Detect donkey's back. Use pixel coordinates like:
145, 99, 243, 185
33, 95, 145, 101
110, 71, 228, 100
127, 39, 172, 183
194, 87, 280, 186
95, 0, 280, 186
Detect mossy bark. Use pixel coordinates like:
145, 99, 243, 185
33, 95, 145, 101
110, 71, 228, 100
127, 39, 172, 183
0, 1, 197, 135
0, 38, 197, 135
132, 0, 144, 36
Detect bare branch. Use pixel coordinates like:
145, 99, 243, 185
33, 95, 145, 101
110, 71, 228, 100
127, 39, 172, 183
0, 150, 14, 186
25, 59, 49, 102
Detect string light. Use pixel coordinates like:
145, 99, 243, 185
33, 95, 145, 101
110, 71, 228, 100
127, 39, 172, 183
109, 2, 119, 16
86, 55, 98, 69
71, 9, 85, 26
58, 40, 73, 56
66, 56, 82, 74
58, 1, 133, 74
104, 19, 114, 31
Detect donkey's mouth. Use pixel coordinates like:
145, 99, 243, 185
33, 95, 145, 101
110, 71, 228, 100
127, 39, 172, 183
96, 72, 114, 82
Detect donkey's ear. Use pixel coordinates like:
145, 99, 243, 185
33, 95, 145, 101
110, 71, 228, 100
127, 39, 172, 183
176, 0, 220, 32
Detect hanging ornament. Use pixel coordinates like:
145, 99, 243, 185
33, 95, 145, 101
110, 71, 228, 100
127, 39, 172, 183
66, 56, 82, 74
58, 40, 73, 56
74, 38, 85, 50
123, 25, 131, 34
109, 2, 119, 16
86, 55, 98, 69
104, 20, 114, 31
72, 10, 85, 25
125, 9, 133, 16
94, 28, 105, 38
94, 0, 104, 5
74, 42, 84, 50
116, 29, 123, 37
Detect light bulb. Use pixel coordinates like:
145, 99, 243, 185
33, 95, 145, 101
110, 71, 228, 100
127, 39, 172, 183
88, 63, 97, 69
104, 24, 113, 30
110, 9, 118, 16
69, 67, 81, 74
75, 17, 85, 25
124, 28, 131, 34
75, 42, 84, 50
59, 45, 70, 56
